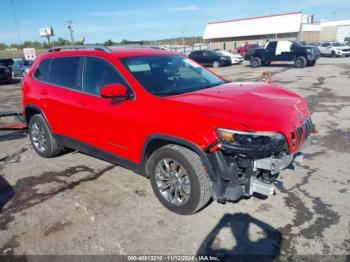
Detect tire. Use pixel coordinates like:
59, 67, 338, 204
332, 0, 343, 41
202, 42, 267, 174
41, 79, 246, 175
307, 60, 316, 66
213, 60, 220, 68
331, 51, 336, 58
28, 114, 62, 158
147, 144, 211, 215
250, 57, 261, 68
294, 56, 307, 68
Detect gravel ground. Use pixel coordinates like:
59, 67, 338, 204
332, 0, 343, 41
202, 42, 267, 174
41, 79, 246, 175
0, 57, 349, 259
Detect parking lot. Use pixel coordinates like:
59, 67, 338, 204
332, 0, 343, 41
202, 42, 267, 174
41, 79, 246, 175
0, 58, 349, 257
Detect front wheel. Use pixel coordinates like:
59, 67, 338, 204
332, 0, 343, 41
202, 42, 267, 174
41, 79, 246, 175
147, 145, 211, 215
294, 56, 307, 68
331, 51, 336, 58
29, 114, 62, 158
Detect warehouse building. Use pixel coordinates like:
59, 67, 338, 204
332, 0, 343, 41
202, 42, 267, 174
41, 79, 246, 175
203, 12, 350, 51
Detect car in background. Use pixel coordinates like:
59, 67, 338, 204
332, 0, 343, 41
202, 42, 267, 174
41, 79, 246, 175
236, 43, 260, 56
188, 50, 231, 68
319, 42, 350, 57
11, 59, 33, 77
213, 49, 244, 64
0, 58, 15, 70
247, 40, 320, 68
0, 65, 12, 84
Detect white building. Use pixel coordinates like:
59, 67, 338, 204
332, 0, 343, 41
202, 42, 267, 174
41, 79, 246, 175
203, 12, 350, 51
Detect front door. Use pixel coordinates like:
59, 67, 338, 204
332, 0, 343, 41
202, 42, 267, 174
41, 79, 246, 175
74, 56, 137, 159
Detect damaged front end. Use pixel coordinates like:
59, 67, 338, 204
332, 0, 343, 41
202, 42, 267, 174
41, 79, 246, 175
207, 120, 314, 203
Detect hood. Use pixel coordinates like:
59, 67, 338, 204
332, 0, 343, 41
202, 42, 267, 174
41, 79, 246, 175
163, 82, 309, 134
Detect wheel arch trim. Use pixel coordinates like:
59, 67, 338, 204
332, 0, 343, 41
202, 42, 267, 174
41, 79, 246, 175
141, 133, 216, 181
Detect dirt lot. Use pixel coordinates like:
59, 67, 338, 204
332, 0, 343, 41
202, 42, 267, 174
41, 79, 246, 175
0, 58, 349, 258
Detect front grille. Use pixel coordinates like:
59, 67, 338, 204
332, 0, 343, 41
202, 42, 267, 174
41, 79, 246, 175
293, 117, 313, 147
343, 49, 350, 52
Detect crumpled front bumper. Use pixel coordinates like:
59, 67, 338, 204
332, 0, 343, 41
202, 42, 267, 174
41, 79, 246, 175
253, 137, 311, 175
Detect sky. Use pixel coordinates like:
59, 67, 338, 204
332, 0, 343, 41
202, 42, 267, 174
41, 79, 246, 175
1, 0, 350, 45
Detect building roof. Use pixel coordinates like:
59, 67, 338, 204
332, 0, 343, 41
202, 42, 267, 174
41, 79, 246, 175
203, 12, 303, 40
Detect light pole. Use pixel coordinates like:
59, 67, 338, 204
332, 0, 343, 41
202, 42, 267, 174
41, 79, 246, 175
67, 21, 75, 44
10, 0, 22, 44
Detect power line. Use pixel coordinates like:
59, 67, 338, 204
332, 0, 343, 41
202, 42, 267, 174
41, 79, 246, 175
10, 0, 22, 44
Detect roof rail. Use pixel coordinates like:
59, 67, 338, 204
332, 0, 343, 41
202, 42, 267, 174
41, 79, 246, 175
48, 45, 113, 53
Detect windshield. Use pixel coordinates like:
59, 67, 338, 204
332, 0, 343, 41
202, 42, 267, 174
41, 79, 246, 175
121, 55, 225, 96
331, 42, 342, 47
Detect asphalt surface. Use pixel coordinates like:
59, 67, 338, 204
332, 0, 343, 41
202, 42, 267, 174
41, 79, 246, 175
0, 58, 349, 258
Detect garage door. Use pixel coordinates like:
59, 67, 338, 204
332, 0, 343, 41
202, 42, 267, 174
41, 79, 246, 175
337, 25, 350, 42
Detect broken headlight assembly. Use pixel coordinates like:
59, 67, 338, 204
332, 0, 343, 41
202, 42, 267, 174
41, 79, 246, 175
216, 128, 289, 157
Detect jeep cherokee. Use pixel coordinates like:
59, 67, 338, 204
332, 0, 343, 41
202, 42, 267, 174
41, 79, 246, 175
22, 45, 315, 215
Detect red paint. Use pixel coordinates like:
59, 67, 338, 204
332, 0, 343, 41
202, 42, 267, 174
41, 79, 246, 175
22, 47, 311, 164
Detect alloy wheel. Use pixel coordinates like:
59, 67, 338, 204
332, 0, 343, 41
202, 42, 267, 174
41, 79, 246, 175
31, 122, 47, 152
155, 158, 191, 206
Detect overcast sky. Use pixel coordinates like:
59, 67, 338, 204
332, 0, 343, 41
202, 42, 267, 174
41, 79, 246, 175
1, 0, 350, 44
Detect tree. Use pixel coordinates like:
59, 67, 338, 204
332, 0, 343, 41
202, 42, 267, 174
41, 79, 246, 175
104, 39, 114, 46
0, 42, 7, 50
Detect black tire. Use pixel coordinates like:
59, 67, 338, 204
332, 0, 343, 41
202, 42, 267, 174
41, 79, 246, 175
294, 56, 307, 68
147, 144, 211, 215
28, 114, 62, 158
250, 57, 261, 68
331, 51, 336, 58
307, 60, 316, 66
212, 60, 220, 68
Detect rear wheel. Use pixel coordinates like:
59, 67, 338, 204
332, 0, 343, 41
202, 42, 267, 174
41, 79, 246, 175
213, 60, 220, 68
29, 114, 62, 158
250, 57, 261, 68
294, 56, 307, 68
147, 144, 211, 215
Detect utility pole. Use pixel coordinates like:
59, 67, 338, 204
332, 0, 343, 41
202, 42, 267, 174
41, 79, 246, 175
10, 0, 22, 44
67, 21, 75, 44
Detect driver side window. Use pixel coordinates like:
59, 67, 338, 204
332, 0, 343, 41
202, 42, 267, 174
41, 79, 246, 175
83, 57, 126, 96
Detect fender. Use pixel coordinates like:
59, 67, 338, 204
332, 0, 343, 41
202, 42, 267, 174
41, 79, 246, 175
141, 133, 217, 181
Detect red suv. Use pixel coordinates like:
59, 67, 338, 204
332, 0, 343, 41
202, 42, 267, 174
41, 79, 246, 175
22, 45, 314, 215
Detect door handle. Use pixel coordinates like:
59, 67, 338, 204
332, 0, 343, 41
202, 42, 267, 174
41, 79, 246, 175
39, 89, 47, 95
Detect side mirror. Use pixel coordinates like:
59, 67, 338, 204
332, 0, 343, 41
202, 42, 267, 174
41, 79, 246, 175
100, 83, 129, 99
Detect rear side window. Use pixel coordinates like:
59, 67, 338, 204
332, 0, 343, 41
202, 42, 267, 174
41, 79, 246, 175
33, 59, 52, 82
48, 57, 81, 90
83, 57, 126, 96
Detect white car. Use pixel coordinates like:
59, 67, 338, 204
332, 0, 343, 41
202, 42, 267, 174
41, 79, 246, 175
216, 50, 244, 64
319, 42, 350, 57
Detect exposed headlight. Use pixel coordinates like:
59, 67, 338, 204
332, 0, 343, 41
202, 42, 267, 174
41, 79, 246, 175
306, 48, 312, 53
217, 128, 285, 148
220, 57, 228, 60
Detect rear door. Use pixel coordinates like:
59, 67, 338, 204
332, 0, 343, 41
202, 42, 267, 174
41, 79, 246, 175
40, 56, 84, 138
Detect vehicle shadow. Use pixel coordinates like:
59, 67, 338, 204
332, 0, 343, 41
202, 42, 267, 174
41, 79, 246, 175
197, 213, 282, 261
0, 79, 21, 85
0, 131, 27, 142
244, 64, 295, 68
0, 176, 14, 212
